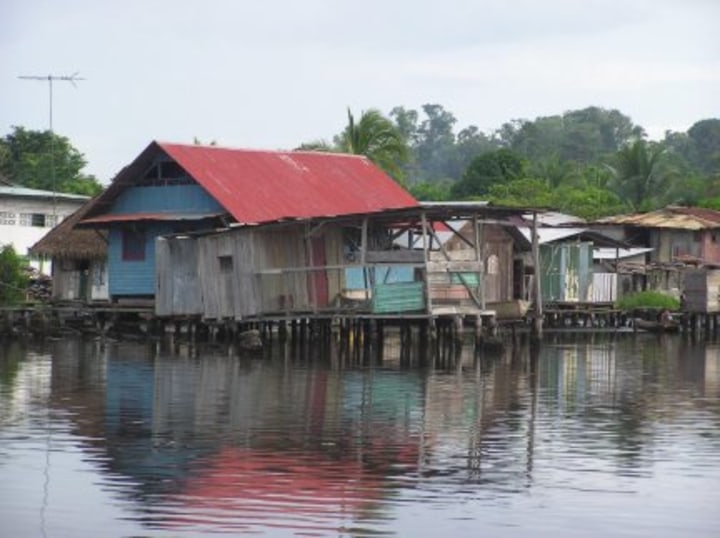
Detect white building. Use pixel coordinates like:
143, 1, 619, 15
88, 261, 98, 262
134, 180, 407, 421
0, 183, 90, 273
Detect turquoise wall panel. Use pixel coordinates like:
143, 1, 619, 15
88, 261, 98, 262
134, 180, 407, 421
110, 185, 224, 215
345, 266, 415, 290
372, 282, 425, 314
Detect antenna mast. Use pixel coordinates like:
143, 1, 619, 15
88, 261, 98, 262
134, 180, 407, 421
17, 72, 84, 219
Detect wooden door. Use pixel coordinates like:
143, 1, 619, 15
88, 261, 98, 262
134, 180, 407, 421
309, 236, 329, 308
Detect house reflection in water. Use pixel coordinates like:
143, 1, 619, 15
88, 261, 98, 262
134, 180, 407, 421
15, 334, 718, 535
96, 344, 425, 532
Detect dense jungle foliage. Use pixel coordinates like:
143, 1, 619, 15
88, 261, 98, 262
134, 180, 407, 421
306, 105, 719, 220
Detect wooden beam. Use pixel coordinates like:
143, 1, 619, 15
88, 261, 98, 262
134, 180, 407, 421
421, 211, 432, 315
531, 211, 543, 338
474, 215, 485, 310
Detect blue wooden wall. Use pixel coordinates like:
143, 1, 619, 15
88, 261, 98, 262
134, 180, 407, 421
106, 183, 225, 297
110, 185, 224, 214
108, 223, 174, 296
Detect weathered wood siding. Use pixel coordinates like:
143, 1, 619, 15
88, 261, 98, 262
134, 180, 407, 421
198, 233, 259, 320
155, 237, 202, 316
444, 222, 514, 303
51, 261, 81, 300
253, 228, 311, 313
683, 269, 720, 313
52, 259, 109, 301
253, 227, 344, 313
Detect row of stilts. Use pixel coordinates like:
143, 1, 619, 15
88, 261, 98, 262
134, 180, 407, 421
154, 314, 502, 368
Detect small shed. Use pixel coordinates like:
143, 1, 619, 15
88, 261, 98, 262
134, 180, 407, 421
29, 198, 109, 302
682, 268, 720, 313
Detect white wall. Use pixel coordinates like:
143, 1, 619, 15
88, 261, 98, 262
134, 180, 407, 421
0, 196, 87, 274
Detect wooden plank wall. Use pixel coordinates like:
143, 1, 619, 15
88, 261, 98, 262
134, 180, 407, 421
253, 228, 310, 313
684, 268, 720, 313
156, 237, 203, 316
198, 233, 260, 319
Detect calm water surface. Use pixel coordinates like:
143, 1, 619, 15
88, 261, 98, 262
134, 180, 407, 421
1, 334, 719, 537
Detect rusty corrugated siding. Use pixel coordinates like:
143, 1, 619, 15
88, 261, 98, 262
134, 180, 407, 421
159, 143, 419, 224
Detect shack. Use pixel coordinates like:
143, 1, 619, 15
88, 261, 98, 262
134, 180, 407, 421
155, 203, 527, 322
29, 197, 109, 302
595, 206, 720, 297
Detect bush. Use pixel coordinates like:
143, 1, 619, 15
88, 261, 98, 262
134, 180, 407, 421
615, 291, 680, 311
0, 244, 28, 305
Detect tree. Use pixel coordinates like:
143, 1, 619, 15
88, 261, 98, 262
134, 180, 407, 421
409, 180, 452, 201
488, 178, 555, 208
497, 107, 644, 164
0, 244, 27, 305
0, 126, 102, 196
687, 119, 720, 175
338, 108, 409, 183
554, 185, 626, 220
607, 140, 672, 211
452, 149, 527, 199
414, 104, 458, 182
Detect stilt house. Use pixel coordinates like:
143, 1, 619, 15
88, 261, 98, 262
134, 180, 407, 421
78, 141, 418, 304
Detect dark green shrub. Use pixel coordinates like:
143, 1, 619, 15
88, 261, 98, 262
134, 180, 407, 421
0, 245, 28, 305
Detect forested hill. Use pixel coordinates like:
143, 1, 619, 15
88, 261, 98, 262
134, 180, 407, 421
309, 105, 720, 220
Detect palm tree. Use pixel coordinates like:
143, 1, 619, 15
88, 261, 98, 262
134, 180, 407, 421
608, 140, 671, 211
338, 108, 409, 184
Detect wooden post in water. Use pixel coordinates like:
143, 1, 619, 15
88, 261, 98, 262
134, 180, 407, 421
531, 211, 543, 341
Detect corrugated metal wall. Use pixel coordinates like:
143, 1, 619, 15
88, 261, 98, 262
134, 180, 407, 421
540, 243, 593, 302
591, 273, 617, 303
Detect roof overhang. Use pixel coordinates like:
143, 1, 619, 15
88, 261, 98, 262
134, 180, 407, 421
79, 211, 226, 226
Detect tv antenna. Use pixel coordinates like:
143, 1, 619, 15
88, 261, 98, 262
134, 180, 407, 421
18, 72, 85, 218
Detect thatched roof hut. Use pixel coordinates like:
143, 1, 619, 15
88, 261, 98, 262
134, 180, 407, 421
30, 197, 108, 260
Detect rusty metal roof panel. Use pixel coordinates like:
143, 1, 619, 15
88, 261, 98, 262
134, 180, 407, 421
158, 143, 419, 224
598, 207, 720, 230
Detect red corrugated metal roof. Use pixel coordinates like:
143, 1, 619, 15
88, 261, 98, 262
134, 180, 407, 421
157, 142, 418, 224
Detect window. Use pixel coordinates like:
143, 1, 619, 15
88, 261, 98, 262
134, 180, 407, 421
486, 254, 499, 275
31, 213, 46, 227
18, 213, 48, 227
138, 160, 194, 186
122, 229, 146, 261
218, 255, 233, 273
0, 212, 16, 225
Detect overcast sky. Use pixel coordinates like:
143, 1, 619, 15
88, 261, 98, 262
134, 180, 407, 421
2, 0, 718, 183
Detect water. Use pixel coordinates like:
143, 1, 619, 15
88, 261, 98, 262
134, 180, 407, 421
1, 334, 719, 537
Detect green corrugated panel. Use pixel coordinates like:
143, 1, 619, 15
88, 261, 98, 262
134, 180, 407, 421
451, 272, 480, 286
372, 282, 425, 314
540, 242, 594, 302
